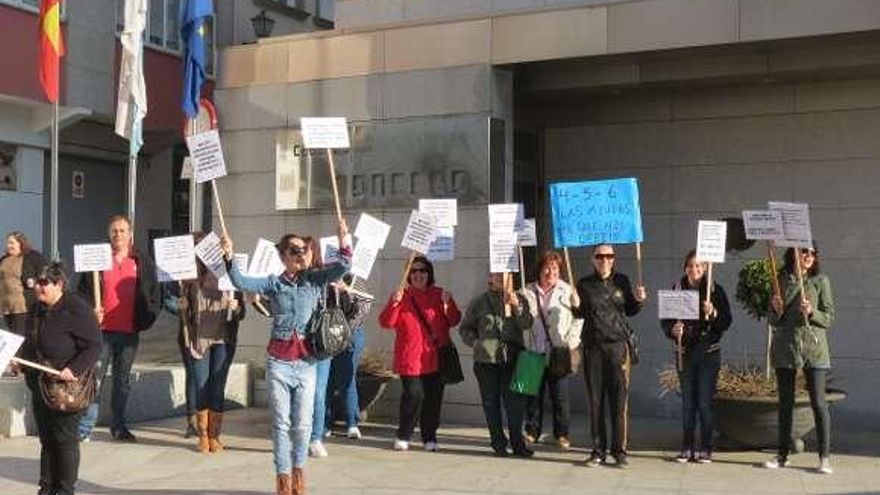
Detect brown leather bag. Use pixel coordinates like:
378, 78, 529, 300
39, 367, 97, 413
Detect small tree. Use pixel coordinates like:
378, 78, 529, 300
735, 259, 777, 379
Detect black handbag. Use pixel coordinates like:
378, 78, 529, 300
410, 295, 464, 385
306, 286, 353, 360
533, 288, 579, 379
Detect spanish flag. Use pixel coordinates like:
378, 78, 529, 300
39, 0, 65, 103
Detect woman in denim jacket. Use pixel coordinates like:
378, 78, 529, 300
221, 221, 350, 495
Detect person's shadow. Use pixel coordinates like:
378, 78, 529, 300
0, 456, 270, 495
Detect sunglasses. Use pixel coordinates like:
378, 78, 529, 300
284, 245, 308, 257
594, 253, 615, 260
409, 267, 428, 274
800, 249, 816, 256
35, 278, 53, 287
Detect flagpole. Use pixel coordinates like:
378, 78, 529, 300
127, 142, 137, 239
50, 100, 59, 261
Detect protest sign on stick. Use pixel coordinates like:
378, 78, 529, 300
696, 220, 727, 318
74, 243, 112, 312
301, 117, 350, 223
768, 201, 813, 328
154, 235, 198, 283
399, 210, 437, 289
419, 199, 458, 228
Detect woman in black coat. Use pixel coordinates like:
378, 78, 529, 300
23, 262, 101, 495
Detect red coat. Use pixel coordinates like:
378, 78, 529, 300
378, 286, 462, 377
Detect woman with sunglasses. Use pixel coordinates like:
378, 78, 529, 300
220, 222, 350, 495
0, 231, 47, 375
764, 244, 835, 474
22, 262, 101, 495
378, 256, 461, 452
661, 250, 732, 464
575, 244, 646, 468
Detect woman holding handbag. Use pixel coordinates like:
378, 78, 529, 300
22, 262, 101, 495
458, 272, 534, 457
521, 250, 582, 451
378, 255, 461, 452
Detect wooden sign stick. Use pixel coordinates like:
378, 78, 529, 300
517, 245, 526, 289
326, 149, 344, 224
179, 280, 192, 350
503, 272, 512, 317
794, 250, 812, 330
92, 271, 102, 313
208, 180, 235, 321
676, 333, 683, 372
767, 241, 781, 300
705, 262, 714, 321
563, 247, 575, 285
399, 251, 416, 291
12, 357, 61, 376
635, 242, 644, 288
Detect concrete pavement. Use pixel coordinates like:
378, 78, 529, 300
1, 408, 879, 495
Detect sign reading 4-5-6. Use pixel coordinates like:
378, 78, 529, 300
549, 177, 643, 248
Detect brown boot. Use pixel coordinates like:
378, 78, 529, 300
208, 411, 224, 453
196, 409, 210, 453
291, 467, 306, 495
276, 473, 292, 495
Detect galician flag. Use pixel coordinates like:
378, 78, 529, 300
38, 0, 65, 103
181, 0, 213, 118
115, 0, 148, 154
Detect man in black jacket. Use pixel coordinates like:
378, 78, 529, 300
76, 215, 160, 442
575, 244, 646, 468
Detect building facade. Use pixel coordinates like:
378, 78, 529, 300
215, 0, 880, 426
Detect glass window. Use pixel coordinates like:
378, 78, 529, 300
164, 0, 180, 51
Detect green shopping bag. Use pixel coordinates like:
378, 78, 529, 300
509, 349, 546, 396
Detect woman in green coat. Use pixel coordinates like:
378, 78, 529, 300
764, 244, 835, 474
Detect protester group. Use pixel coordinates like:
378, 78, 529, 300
0, 185, 838, 495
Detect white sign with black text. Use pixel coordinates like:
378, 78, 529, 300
768, 201, 813, 249
154, 235, 199, 283
0, 329, 25, 373
696, 220, 727, 263
185, 129, 228, 184
419, 199, 458, 228
354, 213, 391, 249
248, 238, 285, 278
300, 117, 350, 149
743, 210, 784, 241
488, 203, 524, 235
73, 243, 112, 273
657, 290, 700, 320
400, 210, 437, 255
489, 232, 520, 273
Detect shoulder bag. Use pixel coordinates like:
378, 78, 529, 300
534, 287, 580, 379
410, 294, 464, 385
306, 285, 353, 360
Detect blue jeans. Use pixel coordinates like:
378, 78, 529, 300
78, 332, 139, 437
178, 333, 197, 416
267, 357, 317, 474
327, 328, 365, 428
678, 351, 720, 452
192, 342, 236, 412
310, 358, 332, 442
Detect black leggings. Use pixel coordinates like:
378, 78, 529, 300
776, 368, 831, 458
397, 373, 444, 443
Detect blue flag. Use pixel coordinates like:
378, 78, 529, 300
181, 0, 213, 118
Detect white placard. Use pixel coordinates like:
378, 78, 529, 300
73, 243, 112, 273
300, 117, 350, 149
657, 290, 700, 320
185, 129, 228, 184
419, 199, 458, 228
218, 253, 249, 292
350, 242, 379, 280
696, 220, 727, 263
489, 232, 520, 273
516, 218, 538, 247
354, 213, 391, 248
154, 235, 198, 283
194, 232, 226, 279
0, 329, 25, 372
400, 210, 437, 255
743, 210, 784, 241
427, 227, 455, 262
319, 235, 353, 265
248, 238, 285, 277
768, 201, 813, 249
488, 203, 524, 235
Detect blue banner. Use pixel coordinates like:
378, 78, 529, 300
181, 0, 213, 118
549, 178, 643, 248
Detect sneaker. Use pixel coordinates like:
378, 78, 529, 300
308, 441, 329, 458
393, 438, 409, 451
613, 453, 629, 469
584, 452, 604, 468
111, 427, 137, 443
78, 434, 91, 443
512, 446, 535, 458
818, 457, 833, 475
346, 426, 362, 440
696, 450, 712, 464
763, 455, 789, 469
675, 449, 692, 463
557, 436, 571, 450
424, 441, 439, 452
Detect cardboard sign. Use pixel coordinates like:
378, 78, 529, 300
489, 232, 520, 273
696, 220, 727, 263
73, 243, 112, 273
426, 227, 455, 262
488, 203, 524, 235
218, 253, 249, 292
154, 235, 198, 283
768, 201, 813, 249
194, 232, 226, 279
350, 241, 379, 280
300, 117, 350, 149
185, 129, 228, 184
516, 218, 538, 247
400, 210, 437, 254
319, 235, 353, 265
419, 199, 458, 228
743, 210, 784, 241
248, 238, 285, 277
549, 178, 643, 247
0, 329, 25, 373
657, 290, 700, 320
354, 213, 391, 249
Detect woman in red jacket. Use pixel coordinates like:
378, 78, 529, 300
378, 256, 461, 452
